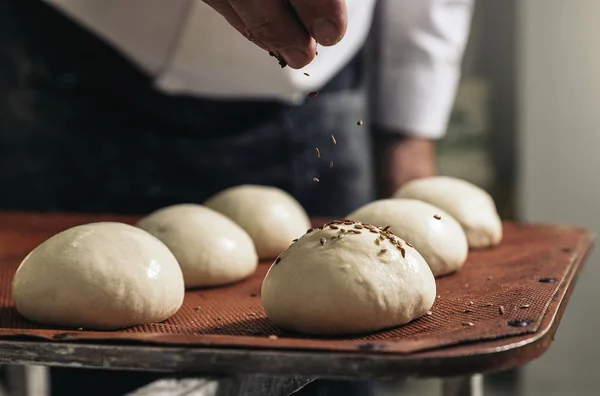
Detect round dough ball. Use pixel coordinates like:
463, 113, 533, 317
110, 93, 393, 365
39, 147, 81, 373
347, 199, 468, 276
136, 204, 258, 288
204, 185, 311, 259
261, 220, 436, 334
11, 222, 184, 330
394, 176, 503, 248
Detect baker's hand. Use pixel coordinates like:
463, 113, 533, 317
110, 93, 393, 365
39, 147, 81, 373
202, 0, 347, 69
375, 132, 437, 198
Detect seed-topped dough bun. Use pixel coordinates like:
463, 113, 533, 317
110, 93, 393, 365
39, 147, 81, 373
394, 176, 503, 248
11, 223, 184, 330
261, 220, 436, 335
347, 199, 468, 276
136, 204, 258, 288
204, 185, 311, 259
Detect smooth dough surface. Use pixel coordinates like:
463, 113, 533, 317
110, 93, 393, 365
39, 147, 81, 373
136, 204, 258, 288
261, 220, 436, 334
204, 185, 311, 259
348, 199, 468, 276
394, 176, 503, 248
11, 222, 185, 330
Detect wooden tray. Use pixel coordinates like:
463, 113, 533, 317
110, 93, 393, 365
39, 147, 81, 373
0, 212, 594, 377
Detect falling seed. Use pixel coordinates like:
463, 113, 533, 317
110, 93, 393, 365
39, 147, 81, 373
320, 237, 327, 245
329, 161, 333, 167
468, 301, 474, 306
487, 276, 494, 280
462, 322, 474, 327
268, 335, 279, 339
437, 295, 442, 299
434, 214, 442, 220
499, 306, 505, 315
313, 177, 320, 183
426, 311, 433, 316
315, 148, 321, 158
484, 303, 494, 307
249, 313, 256, 317
357, 119, 364, 126
194, 306, 201, 311
304, 72, 310, 76
331, 135, 337, 144
464, 309, 474, 313
520, 304, 531, 309
308, 91, 318, 98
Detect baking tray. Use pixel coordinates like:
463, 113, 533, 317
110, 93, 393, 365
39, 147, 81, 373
0, 212, 594, 355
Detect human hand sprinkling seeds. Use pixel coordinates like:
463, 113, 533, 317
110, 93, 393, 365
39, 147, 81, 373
201, 0, 347, 69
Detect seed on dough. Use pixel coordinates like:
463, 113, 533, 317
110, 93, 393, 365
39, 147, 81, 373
434, 214, 442, 220
274, 257, 281, 265
320, 237, 327, 245
380, 249, 388, 254
304, 72, 310, 76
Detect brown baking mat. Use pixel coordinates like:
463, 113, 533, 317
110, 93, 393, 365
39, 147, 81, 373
0, 212, 594, 355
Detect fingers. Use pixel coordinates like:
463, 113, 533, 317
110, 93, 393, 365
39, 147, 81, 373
203, 0, 270, 51
289, 0, 347, 46
229, 0, 316, 69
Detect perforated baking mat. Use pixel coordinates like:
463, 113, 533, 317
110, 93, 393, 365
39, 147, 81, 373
0, 212, 593, 355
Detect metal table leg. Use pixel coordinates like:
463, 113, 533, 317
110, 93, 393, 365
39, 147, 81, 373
442, 374, 484, 396
5, 365, 50, 396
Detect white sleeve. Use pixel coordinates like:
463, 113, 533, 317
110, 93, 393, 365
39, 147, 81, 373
371, 0, 474, 139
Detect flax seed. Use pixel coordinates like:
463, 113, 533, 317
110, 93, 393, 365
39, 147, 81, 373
499, 306, 505, 315
304, 72, 310, 76
426, 311, 433, 316
268, 335, 279, 339
308, 92, 318, 98
406, 242, 414, 247
274, 257, 281, 265
329, 161, 333, 167
520, 304, 531, 309
357, 119, 364, 126
380, 249, 388, 254
331, 135, 337, 144
383, 225, 391, 231
434, 214, 441, 220
320, 237, 327, 245
313, 177, 320, 183
315, 148, 321, 158
462, 322, 474, 327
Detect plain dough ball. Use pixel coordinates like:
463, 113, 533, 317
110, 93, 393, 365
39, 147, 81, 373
347, 199, 468, 276
394, 176, 503, 248
205, 185, 311, 259
261, 220, 436, 334
11, 222, 184, 330
136, 204, 258, 288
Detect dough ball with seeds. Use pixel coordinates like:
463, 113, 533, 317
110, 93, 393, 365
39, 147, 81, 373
11, 223, 184, 330
136, 204, 258, 288
348, 199, 468, 276
394, 176, 502, 248
205, 185, 311, 259
261, 221, 436, 334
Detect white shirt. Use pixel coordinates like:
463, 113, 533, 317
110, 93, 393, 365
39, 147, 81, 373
43, 0, 473, 139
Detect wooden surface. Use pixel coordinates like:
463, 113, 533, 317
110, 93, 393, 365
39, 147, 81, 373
0, 212, 595, 378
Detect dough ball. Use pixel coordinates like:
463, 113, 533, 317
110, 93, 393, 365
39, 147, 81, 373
347, 199, 468, 276
394, 176, 503, 248
204, 185, 311, 259
136, 204, 258, 288
11, 222, 184, 330
261, 220, 436, 334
